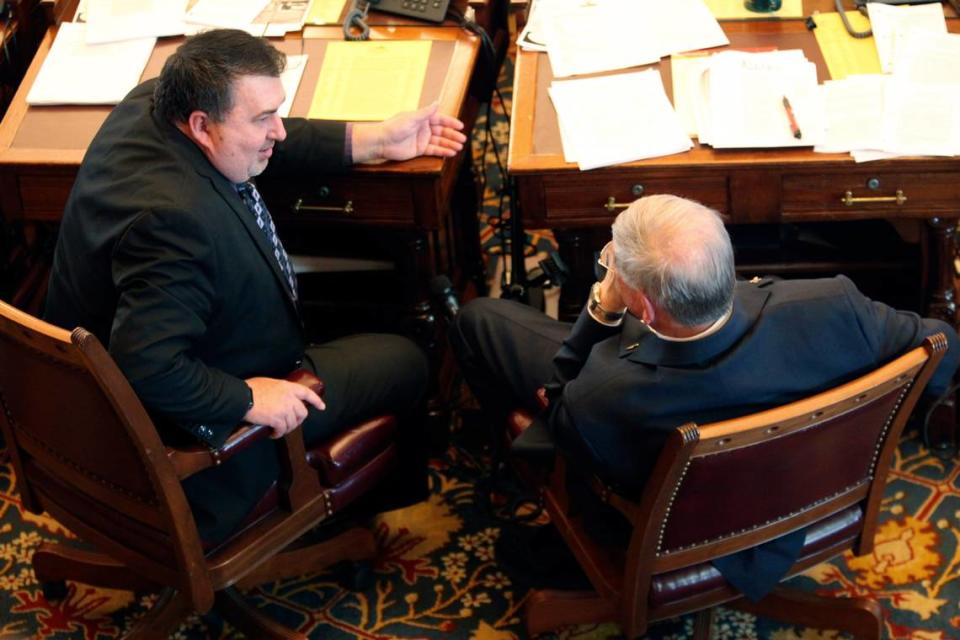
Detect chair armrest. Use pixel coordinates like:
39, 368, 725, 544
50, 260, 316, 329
166, 368, 326, 480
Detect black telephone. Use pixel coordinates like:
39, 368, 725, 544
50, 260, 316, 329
834, 0, 959, 38
344, 0, 453, 40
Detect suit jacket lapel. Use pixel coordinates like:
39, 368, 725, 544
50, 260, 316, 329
161, 116, 299, 312
620, 282, 772, 367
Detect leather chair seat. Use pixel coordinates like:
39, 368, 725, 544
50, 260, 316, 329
206, 415, 398, 551
648, 505, 862, 608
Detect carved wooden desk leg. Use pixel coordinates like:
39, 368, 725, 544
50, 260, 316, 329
923, 216, 958, 453
925, 216, 957, 325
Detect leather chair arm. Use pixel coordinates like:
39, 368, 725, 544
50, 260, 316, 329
167, 369, 325, 480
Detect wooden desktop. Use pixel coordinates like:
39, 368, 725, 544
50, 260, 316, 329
0, 8, 499, 341
508, 0, 960, 325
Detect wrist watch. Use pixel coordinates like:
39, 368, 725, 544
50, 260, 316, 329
588, 282, 626, 325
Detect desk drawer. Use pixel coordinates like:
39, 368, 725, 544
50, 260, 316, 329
275, 177, 416, 224
539, 173, 729, 225
782, 171, 960, 219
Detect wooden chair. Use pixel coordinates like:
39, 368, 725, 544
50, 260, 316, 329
508, 333, 948, 639
0, 299, 402, 639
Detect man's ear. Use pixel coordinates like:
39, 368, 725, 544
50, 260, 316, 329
638, 292, 657, 326
183, 110, 214, 153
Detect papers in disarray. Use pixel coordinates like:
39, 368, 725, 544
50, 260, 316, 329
521, 0, 728, 77
548, 70, 692, 170
672, 49, 825, 148
26, 22, 155, 105
816, 31, 960, 161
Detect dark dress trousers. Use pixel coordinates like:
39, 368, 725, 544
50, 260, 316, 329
44, 79, 429, 542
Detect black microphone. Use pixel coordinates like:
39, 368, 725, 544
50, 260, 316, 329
429, 275, 460, 320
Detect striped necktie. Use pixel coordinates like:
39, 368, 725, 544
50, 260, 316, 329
236, 181, 298, 302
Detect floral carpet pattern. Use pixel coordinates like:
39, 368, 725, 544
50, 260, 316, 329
1, 428, 960, 639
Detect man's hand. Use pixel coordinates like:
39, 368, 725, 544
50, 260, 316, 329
352, 102, 466, 163
243, 377, 326, 439
599, 244, 627, 313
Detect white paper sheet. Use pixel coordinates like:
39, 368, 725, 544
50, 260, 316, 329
882, 78, 960, 157
548, 69, 692, 170
278, 54, 308, 118
892, 31, 960, 86
650, 0, 729, 57
866, 2, 946, 74
186, 0, 271, 29
543, 0, 662, 78
84, 0, 189, 44
814, 75, 886, 153
27, 23, 155, 106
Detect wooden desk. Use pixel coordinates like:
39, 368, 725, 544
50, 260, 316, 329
0, 21, 483, 338
508, 1, 960, 323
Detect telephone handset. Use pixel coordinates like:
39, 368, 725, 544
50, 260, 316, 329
833, 0, 959, 38
344, 0, 452, 40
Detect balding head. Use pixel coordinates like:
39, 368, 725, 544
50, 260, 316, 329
611, 195, 735, 327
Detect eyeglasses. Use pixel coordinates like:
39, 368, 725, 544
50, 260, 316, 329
597, 241, 614, 270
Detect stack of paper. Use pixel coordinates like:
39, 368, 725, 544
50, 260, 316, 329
548, 70, 692, 170
815, 31, 960, 161
27, 22, 155, 105
520, 0, 728, 77
690, 50, 824, 148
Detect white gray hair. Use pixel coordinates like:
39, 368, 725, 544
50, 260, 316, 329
611, 195, 735, 326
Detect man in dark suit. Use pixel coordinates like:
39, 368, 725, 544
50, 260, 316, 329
43, 29, 467, 543
451, 194, 959, 597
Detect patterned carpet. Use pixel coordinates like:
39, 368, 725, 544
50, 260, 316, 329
2, 427, 960, 639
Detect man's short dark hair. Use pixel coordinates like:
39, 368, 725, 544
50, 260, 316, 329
154, 29, 286, 124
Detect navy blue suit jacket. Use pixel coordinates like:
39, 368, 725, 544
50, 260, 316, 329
547, 276, 959, 495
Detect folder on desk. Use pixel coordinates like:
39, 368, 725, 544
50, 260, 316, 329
308, 41, 432, 121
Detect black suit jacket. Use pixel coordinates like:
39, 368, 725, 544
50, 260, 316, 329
45, 79, 348, 448
43, 80, 357, 541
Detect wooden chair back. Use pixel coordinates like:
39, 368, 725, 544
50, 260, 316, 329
0, 300, 213, 610
542, 333, 947, 637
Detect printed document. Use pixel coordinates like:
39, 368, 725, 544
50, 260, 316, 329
27, 22, 155, 105
548, 69, 692, 170
882, 79, 960, 157
866, 2, 946, 73
814, 75, 886, 154
309, 41, 431, 121
84, 0, 188, 44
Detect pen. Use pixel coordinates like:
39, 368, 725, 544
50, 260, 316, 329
782, 96, 802, 140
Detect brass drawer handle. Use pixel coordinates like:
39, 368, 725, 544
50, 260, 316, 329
841, 189, 907, 207
293, 198, 354, 215
604, 197, 631, 213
